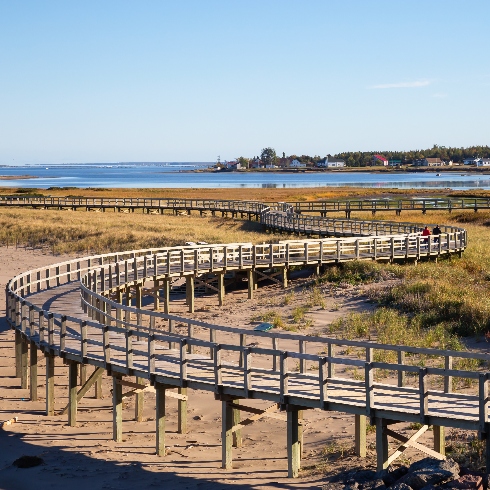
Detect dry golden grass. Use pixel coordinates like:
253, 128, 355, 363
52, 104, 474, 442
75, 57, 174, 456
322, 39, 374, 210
0, 207, 293, 254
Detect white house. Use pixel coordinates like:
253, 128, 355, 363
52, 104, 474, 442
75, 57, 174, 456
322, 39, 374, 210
477, 158, 490, 167
463, 157, 481, 165
316, 156, 345, 168
289, 159, 306, 168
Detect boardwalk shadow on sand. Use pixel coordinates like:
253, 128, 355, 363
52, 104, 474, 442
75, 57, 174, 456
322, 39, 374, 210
0, 429, 319, 490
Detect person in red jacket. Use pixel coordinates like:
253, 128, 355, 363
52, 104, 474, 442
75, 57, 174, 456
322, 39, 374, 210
422, 226, 431, 244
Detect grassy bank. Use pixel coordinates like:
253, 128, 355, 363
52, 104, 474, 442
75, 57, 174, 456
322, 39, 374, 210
0, 208, 292, 254
323, 210, 490, 345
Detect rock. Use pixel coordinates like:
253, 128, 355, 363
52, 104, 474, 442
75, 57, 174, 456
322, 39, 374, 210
377, 465, 409, 486
343, 484, 359, 490
331, 469, 377, 485
397, 458, 460, 490
409, 458, 460, 478
12, 455, 44, 468
447, 474, 483, 490
389, 484, 413, 490
321, 484, 344, 490
359, 478, 385, 490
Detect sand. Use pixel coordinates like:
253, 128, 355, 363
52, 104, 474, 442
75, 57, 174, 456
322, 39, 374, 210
0, 246, 440, 489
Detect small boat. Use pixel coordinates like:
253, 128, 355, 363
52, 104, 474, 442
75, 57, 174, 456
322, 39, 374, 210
436, 173, 441, 176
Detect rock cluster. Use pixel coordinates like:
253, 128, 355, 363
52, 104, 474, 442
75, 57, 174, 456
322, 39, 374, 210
325, 458, 487, 490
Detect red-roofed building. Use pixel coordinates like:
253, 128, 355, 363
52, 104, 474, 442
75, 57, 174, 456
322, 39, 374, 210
372, 154, 389, 166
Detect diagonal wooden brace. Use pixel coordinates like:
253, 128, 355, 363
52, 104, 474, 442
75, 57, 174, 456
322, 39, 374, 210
385, 425, 445, 466
229, 402, 285, 433
59, 367, 104, 415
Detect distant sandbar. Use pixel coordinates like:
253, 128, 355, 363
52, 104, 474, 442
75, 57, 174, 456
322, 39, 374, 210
0, 175, 38, 180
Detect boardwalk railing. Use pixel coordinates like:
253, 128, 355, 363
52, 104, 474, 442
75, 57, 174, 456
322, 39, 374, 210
3, 194, 490, 215
6, 198, 488, 475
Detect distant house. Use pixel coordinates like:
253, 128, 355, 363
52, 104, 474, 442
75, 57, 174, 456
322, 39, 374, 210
277, 157, 290, 168
463, 157, 481, 165
388, 158, 402, 167
372, 154, 389, 166
413, 158, 444, 167
477, 158, 490, 167
289, 159, 306, 168
224, 161, 241, 170
316, 156, 345, 168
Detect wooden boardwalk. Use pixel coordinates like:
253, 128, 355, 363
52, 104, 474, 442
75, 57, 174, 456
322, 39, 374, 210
2, 194, 490, 217
7, 197, 489, 477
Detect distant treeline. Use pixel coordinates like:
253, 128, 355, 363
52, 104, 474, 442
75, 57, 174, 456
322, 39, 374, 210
334, 145, 490, 167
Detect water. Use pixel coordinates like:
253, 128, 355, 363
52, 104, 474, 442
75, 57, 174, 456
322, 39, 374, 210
1, 163, 490, 190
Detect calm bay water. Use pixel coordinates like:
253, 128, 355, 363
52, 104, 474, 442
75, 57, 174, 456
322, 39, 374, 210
1, 163, 490, 190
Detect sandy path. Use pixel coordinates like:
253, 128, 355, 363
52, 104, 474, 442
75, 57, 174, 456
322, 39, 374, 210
0, 246, 436, 489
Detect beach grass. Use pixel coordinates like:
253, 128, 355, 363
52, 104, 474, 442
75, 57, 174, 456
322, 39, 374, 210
0, 207, 292, 254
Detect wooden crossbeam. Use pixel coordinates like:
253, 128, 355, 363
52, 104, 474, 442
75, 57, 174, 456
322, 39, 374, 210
255, 269, 283, 286
114, 380, 189, 401
194, 276, 219, 293
229, 402, 285, 433
122, 385, 152, 399
115, 378, 147, 389
59, 367, 104, 415
385, 426, 445, 466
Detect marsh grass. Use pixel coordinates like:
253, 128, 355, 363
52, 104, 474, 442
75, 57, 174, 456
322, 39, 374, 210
0, 208, 285, 254
446, 429, 486, 472
251, 310, 285, 329
319, 210, 490, 376
320, 260, 401, 285
306, 286, 327, 309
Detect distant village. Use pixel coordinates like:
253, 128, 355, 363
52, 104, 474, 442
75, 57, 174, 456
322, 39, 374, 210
218, 154, 490, 171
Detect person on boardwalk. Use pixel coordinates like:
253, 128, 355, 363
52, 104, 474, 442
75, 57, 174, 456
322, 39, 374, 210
433, 224, 441, 243
422, 225, 431, 244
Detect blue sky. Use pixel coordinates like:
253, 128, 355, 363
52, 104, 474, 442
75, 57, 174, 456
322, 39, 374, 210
1, 0, 489, 164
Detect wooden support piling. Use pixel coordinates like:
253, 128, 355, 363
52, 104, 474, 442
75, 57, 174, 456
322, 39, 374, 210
20, 335, 28, 389
135, 376, 145, 422
155, 382, 166, 456
45, 354, 55, 416
433, 426, 445, 456
186, 275, 195, 313
15, 330, 22, 378
218, 272, 225, 306
287, 406, 301, 478
376, 418, 389, 471
68, 362, 78, 427
95, 377, 102, 399
153, 279, 160, 311
113, 374, 123, 442
222, 399, 233, 469
178, 387, 188, 433
247, 270, 254, 299
355, 414, 367, 457
80, 364, 87, 385
29, 340, 37, 401
232, 399, 242, 448
163, 278, 170, 314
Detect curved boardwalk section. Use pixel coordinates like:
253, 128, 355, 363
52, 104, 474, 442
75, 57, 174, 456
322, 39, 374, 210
7, 198, 488, 477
